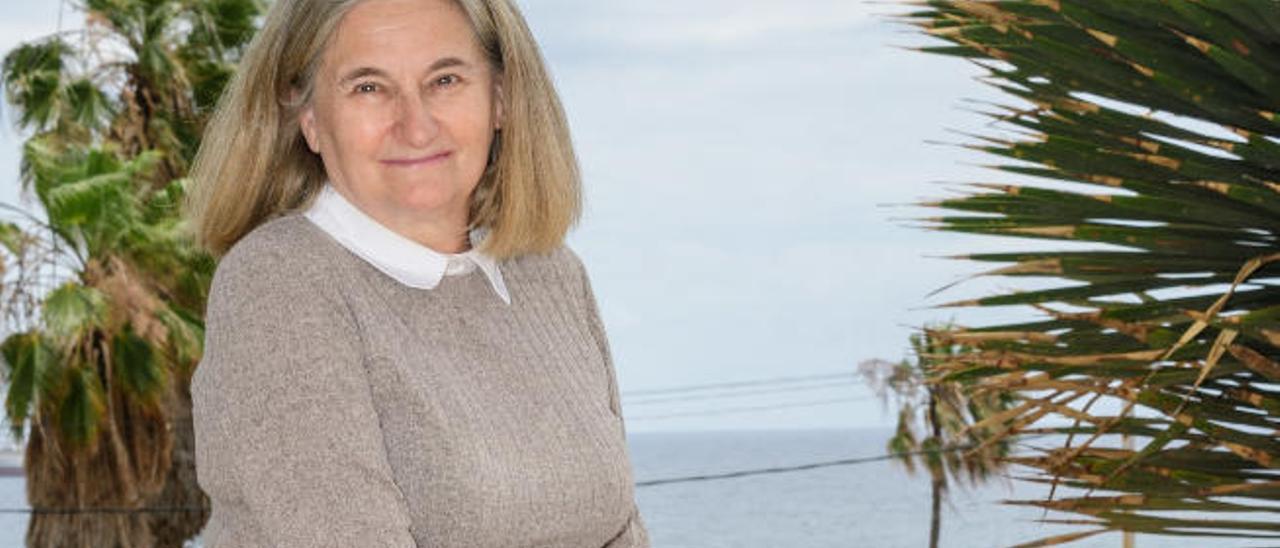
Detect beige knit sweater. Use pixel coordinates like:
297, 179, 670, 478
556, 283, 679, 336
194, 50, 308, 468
191, 214, 649, 547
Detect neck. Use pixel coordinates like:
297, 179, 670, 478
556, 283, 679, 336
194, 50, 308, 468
389, 214, 471, 253
412, 228, 471, 254
326, 184, 473, 254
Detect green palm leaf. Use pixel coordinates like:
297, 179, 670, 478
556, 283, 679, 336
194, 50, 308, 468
57, 365, 105, 449
111, 327, 166, 407
0, 0, 261, 543
42, 283, 108, 343
0, 39, 73, 131
0, 333, 61, 440
904, 0, 1280, 544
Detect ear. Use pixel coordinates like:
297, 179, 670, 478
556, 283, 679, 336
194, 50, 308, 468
299, 105, 320, 153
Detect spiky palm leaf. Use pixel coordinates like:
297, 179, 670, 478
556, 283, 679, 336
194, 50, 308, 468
902, 0, 1280, 544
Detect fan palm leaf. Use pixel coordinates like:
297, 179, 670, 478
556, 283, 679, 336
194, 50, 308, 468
0, 0, 260, 545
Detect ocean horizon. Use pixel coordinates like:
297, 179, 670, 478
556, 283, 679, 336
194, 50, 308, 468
0, 428, 1262, 547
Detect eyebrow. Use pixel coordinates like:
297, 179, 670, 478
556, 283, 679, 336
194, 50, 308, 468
336, 57, 472, 86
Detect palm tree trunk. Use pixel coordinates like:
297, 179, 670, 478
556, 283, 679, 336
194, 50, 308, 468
143, 374, 210, 547
102, 339, 143, 507
23, 358, 204, 547
928, 389, 943, 548
929, 477, 943, 548
25, 410, 155, 548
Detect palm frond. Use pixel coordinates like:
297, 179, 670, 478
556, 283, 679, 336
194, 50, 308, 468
0, 332, 60, 441
906, 0, 1280, 543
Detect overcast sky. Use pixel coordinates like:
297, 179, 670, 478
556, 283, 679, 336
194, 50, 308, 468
1, 1, 1054, 432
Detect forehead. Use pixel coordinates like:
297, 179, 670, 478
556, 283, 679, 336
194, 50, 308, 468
324, 0, 481, 70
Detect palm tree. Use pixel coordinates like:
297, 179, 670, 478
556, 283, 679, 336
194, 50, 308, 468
899, 0, 1280, 544
859, 326, 1013, 548
1, 0, 260, 545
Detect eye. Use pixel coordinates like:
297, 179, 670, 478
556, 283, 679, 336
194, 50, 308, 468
353, 82, 380, 94
433, 74, 462, 88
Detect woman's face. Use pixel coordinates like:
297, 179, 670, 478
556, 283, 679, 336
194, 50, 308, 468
300, 0, 500, 248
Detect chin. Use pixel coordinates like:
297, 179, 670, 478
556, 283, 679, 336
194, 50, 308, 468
375, 171, 479, 212
394, 187, 468, 215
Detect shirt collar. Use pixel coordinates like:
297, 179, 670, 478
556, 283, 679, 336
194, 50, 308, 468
303, 183, 511, 305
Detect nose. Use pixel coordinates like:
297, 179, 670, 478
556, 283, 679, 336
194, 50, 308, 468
393, 92, 438, 148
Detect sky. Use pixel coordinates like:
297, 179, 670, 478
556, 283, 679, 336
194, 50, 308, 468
0, 1, 1065, 432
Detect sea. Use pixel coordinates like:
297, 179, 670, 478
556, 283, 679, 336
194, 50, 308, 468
0, 428, 1265, 547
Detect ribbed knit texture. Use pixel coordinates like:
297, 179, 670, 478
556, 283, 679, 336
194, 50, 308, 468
191, 214, 649, 547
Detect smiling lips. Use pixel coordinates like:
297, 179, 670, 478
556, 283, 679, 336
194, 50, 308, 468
381, 151, 452, 167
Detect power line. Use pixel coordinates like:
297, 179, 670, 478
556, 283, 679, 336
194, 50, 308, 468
622, 371, 855, 398
0, 446, 974, 514
637, 445, 973, 487
625, 396, 875, 420
624, 379, 863, 405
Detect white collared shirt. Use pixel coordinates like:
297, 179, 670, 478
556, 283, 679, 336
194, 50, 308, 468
303, 183, 511, 305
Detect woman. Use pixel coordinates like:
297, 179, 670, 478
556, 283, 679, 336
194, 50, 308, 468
184, 0, 649, 546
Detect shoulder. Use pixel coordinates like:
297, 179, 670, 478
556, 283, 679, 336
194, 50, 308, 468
218, 214, 331, 274
210, 214, 344, 308
215, 214, 339, 282
502, 243, 587, 284
500, 245, 604, 313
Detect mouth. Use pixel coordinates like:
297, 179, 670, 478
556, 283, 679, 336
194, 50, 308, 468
381, 151, 452, 167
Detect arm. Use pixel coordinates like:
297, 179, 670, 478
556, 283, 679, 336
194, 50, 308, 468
579, 260, 626, 433
192, 245, 416, 547
572, 251, 652, 548
602, 507, 651, 548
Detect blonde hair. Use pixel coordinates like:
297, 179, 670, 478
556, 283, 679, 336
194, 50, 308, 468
185, 0, 580, 259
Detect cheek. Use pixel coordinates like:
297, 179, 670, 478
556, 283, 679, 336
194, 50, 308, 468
453, 96, 496, 148
322, 103, 392, 157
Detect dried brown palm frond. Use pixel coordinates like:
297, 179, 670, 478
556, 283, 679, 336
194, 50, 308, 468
902, 0, 1280, 544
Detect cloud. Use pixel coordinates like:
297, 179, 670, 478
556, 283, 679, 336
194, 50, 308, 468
526, 0, 909, 55
586, 4, 877, 49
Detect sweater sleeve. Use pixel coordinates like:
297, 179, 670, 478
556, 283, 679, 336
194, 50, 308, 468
602, 506, 652, 548
191, 243, 416, 548
579, 262, 626, 433
571, 250, 653, 548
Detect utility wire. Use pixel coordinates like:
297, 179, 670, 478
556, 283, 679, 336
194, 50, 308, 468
624, 379, 863, 405
625, 396, 876, 420
622, 371, 855, 398
637, 445, 973, 487
0, 446, 973, 514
